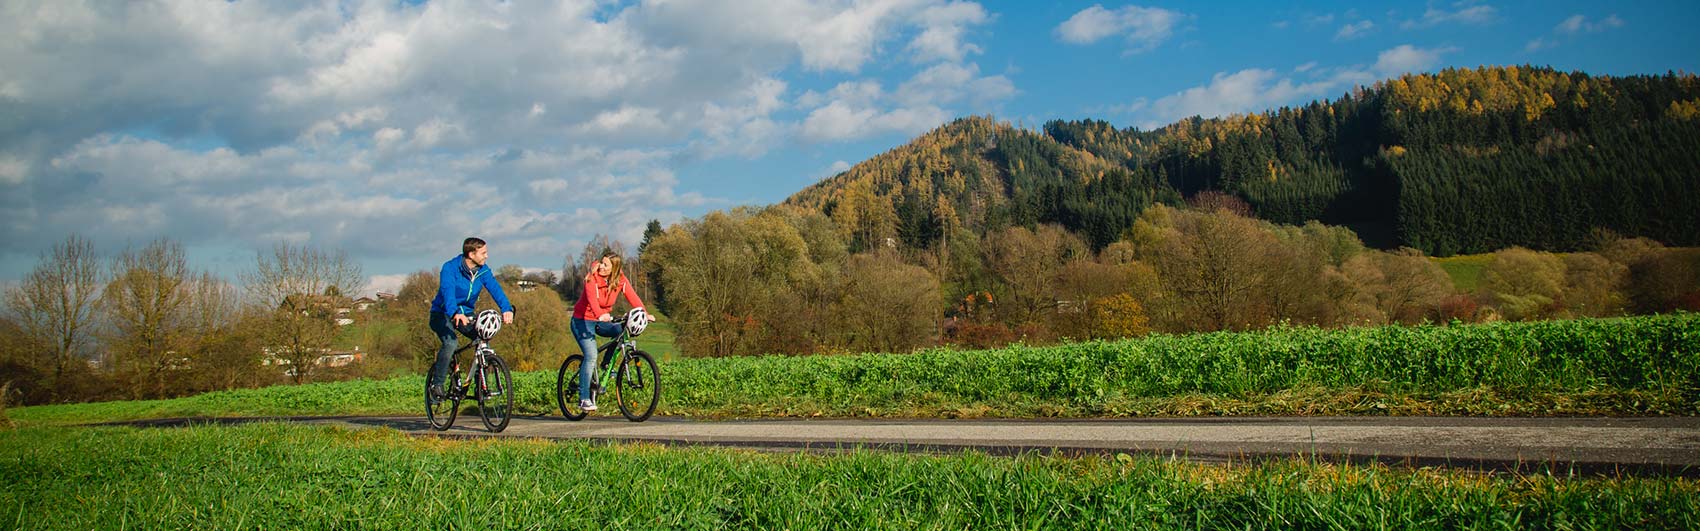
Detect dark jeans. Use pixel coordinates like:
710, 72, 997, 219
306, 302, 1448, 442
428, 311, 475, 391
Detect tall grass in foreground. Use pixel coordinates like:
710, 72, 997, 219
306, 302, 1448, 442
13, 313, 1698, 424
1, 424, 1695, 530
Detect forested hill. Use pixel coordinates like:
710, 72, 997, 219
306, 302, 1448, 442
783, 66, 1700, 256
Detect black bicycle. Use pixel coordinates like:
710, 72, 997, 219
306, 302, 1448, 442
426, 310, 514, 433
556, 309, 660, 422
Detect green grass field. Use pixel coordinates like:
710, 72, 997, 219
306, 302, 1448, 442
1434, 253, 1494, 292
2, 423, 1694, 530
13, 313, 1697, 425
1432, 247, 1700, 293
634, 310, 680, 362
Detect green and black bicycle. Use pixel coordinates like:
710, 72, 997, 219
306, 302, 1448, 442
556, 308, 661, 422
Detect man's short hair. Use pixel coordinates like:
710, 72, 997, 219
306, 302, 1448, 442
463, 237, 486, 256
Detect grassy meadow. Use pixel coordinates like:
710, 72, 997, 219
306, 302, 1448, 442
1, 423, 1695, 530
1433, 253, 1495, 292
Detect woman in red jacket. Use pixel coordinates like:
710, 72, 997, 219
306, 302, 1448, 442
571, 251, 655, 411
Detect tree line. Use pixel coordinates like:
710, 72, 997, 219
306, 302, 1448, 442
641, 200, 1700, 358
1, 237, 364, 404
5, 206, 1695, 406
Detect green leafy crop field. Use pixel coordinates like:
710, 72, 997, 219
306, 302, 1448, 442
13, 313, 1698, 425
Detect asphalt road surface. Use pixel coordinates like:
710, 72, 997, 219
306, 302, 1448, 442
116, 415, 1700, 476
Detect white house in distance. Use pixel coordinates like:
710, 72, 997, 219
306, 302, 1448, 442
261, 346, 365, 376
353, 296, 377, 311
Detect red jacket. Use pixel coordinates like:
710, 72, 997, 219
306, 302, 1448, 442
573, 274, 644, 321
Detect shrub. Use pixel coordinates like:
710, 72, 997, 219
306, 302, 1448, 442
1090, 294, 1151, 339
1481, 247, 1565, 321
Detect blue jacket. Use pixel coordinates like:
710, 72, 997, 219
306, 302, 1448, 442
430, 256, 514, 316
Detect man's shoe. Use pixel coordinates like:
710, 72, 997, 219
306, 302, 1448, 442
579, 399, 598, 412
428, 384, 447, 404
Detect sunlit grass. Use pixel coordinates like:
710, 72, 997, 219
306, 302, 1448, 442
2, 423, 1694, 530
1434, 253, 1494, 292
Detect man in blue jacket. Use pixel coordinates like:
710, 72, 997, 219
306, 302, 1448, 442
428, 237, 515, 402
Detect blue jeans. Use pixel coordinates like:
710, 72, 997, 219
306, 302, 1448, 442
428, 311, 475, 391
571, 317, 624, 401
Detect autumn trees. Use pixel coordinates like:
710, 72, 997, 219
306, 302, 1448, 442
101, 239, 240, 398
1, 235, 101, 401
241, 244, 364, 384
644, 194, 1698, 360
1042, 67, 1700, 255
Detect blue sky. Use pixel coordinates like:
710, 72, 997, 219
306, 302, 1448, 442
2, 0, 1696, 295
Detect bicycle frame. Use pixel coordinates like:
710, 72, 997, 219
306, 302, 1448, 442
445, 335, 505, 400
585, 329, 636, 395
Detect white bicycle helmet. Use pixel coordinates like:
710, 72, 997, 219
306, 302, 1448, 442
624, 308, 649, 337
474, 309, 502, 340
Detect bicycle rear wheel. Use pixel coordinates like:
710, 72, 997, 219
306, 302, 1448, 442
555, 354, 588, 421
615, 350, 660, 422
425, 377, 459, 431
476, 353, 514, 433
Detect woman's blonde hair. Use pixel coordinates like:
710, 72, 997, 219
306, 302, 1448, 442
600, 251, 624, 300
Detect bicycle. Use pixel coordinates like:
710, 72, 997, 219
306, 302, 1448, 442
426, 309, 515, 433
556, 308, 661, 422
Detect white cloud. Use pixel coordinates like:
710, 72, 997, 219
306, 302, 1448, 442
799, 61, 1011, 142
907, 2, 990, 63
0, 0, 1009, 280
1556, 14, 1624, 34
1373, 44, 1454, 75
364, 274, 410, 297
0, 156, 30, 185
1335, 20, 1375, 41
575, 106, 669, 138
1402, 2, 1497, 29
627, 0, 991, 74
1526, 14, 1623, 54
1108, 97, 1150, 115
693, 77, 790, 159
374, 128, 406, 153
802, 101, 881, 142
816, 160, 854, 179
1137, 44, 1455, 128
1145, 69, 1334, 125
1055, 4, 1186, 53
800, 98, 951, 143
895, 63, 1014, 108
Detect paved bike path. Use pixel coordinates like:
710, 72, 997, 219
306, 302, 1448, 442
172, 415, 1700, 475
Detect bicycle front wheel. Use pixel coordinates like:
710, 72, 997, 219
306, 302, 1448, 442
425, 377, 459, 431
556, 354, 589, 421
615, 350, 660, 422
476, 353, 514, 433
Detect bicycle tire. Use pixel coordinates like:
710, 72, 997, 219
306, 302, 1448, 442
615, 350, 660, 422
425, 376, 459, 431
476, 353, 514, 433
556, 354, 589, 421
